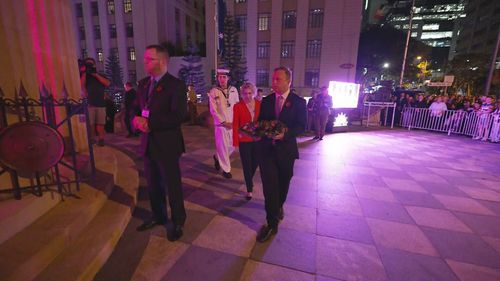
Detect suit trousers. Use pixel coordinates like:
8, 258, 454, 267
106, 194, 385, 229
144, 155, 186, 226
314, 112, 329, 138
259, 149, 295, 227
239, 141, 259, 192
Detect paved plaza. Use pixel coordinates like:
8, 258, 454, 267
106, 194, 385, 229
95, 125, 500, 281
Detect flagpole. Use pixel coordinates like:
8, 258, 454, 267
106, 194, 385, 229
399, 0, 415, 88
214, 0, 218, 82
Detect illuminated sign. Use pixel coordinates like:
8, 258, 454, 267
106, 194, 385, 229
329, 81, 360, 109
333, 113, 349, 127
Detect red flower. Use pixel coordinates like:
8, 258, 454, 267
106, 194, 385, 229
285, 101, 292, 108
156, 85, 163, 92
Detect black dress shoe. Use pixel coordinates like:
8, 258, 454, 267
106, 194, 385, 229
256, 225, 278, 243
213, 155, 220, 171
312, 136, 319, 140
319, 137, 323, 140
222, 171, 232, 179
279, 207, 284, 220
136, 219, 164, 231
167, 225, 184, 241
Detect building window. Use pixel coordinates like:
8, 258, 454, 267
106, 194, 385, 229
97, 48, 103, 62
175, 8, 180, 23
309, 9, 324, 28
235, 0, 246, 3
194, 1, 198, 9
79, 26, 86, 40
128, 70, 137, 83
186, 15, 191, 32
235, 15, 247, 32
306, 40, 321, 57
258, 14, 271, 31
126, 23, 134, 37
240, 43, 246, 58
123, 0, 132, 13
91, 1, 99, 16
128, 47, 136, 61
305, 69, 319, 87
81, 48, 87, 59
283, 11, 296, 29
195, 21, 199, 33
281, 41, 294, 58
111, 48, 119, 58
94, 25, 101, 40
256, 69, 269, 87
109, 24, 117, 38
76, 3, 83, 17
107, 0, 115, 14
257, 42, 270, 58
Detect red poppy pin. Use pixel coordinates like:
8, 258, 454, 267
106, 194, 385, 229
285, 101, 292, 108
156, 85, 163, 92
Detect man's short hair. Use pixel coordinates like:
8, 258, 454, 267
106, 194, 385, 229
146, 44, 170, 61
274, 66, 292, 82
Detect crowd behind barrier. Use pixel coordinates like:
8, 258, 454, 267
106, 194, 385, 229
396, 93, 500, 143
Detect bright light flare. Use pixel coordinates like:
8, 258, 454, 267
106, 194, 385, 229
329, 81, 360, 109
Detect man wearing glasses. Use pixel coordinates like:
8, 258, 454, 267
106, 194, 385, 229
133, 45, 187, 241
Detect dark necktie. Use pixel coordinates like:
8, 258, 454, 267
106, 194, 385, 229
275, 95, 284, 118
147, 78, 157, 106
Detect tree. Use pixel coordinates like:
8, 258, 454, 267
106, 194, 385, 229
447, 53, 490, 96
104, 49, 123, 89
356, 25, 431, 88
219, 15, 247, 89
178, 42, 208, 95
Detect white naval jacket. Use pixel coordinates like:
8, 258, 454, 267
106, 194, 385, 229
208, 86, 240, 126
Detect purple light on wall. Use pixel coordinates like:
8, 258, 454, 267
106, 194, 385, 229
329, 81, 360, 109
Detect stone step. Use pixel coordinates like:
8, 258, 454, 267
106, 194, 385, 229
0, 191, 60, 245
0, 146, 138, 281
34, 147, 139, 281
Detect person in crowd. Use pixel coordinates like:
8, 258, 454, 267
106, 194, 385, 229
187, 84, 198, 125
473, 96, 494, 141
429, 96, 447, 117
124, 82, 139, 137
426, 95, 435, 107
104, 93, 116, 133
490, 98, 500, 143
306, 91, 317, 133
133, 45, 187, 242
255, 88, 264, 101
313, 87, 333, 140
255, 67, 306, 242
80, 57, 110, 146
208, 68, 240, 179
233, 82, 261, 200
415, 94, 427, 108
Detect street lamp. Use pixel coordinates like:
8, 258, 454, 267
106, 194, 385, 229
383, 62, 390, 68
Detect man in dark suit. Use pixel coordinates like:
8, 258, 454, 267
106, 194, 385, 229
133, 45, 187, 241
256, 66, 307, 242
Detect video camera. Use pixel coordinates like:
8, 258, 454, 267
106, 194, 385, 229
78, 59, 96, 75
85, 62, 97, 75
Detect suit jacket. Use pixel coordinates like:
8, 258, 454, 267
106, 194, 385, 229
136, 72, 187, 160
258, 91, 306, 159
232, 99, 261, 146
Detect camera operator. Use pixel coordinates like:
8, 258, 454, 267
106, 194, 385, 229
80, 57, 110, 146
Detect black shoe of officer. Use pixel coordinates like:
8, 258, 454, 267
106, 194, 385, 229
222, 171, 232, 179
213, 155, 220, 171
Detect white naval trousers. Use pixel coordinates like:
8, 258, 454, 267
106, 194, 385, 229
214, 125, 234, 173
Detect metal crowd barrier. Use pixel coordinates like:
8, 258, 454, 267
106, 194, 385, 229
400, 107, 499, 141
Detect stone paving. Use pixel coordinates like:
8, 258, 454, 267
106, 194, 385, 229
95, 125, 500, 281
